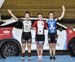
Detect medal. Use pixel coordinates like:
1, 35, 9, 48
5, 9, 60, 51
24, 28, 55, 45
26, 25, 28, 27
39, 30, 41, 32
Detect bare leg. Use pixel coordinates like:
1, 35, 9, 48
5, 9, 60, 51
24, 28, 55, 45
37, 44, 40, 57
52, 43, 56, 56
49, 43, 53, 57
27, 39, 31, 57
39, 44, 43, 56
36, 41, 44, 60
21, 40, 26, 62
22, 42, 26, 57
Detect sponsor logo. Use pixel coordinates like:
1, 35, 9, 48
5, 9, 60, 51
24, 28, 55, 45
3, 30, 10, 34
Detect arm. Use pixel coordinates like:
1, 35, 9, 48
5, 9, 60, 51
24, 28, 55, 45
44, 21, 48, 29
8, 9, 18, 21
32, 21, 37, 30
57, 5, 65, 20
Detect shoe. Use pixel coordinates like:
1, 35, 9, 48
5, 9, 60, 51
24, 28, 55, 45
28, 57, 31, 61
38, 56, 42, 60
22, 57, 25, 62
53, 57, 56, 60
50, 56, 52, 59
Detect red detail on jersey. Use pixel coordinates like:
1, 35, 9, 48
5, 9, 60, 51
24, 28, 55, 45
32, 21, 47, 35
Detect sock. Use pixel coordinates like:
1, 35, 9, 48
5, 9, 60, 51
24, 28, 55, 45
28, 53, 31, 57
53, 55, 55, 57
22, 53, 25, 57
38, 56, 42, 58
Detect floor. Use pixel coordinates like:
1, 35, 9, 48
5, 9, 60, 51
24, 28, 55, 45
0, 55, 75, 62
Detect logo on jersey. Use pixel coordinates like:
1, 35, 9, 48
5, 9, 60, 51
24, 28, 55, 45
47, 19, 57, 33
37, 21, 44, 34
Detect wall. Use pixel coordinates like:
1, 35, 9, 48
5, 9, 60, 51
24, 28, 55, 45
0, 0, 75, 18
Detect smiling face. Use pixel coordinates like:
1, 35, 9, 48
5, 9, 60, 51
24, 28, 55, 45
25, 13, 30, 20
49, 11, 54, 19
24, 12, 30, 20
38, 14, 43, 21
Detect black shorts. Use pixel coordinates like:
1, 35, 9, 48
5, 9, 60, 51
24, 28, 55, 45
22, 32, 31, 43
48, 33, 57, 43
36, 35, 45, 41
36, 35, 45, 45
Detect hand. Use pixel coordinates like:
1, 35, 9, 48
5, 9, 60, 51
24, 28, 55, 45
62, 5, 65, 10
8, 9, 12, 13
58, 5, 65, 20
33, 27, 36, 30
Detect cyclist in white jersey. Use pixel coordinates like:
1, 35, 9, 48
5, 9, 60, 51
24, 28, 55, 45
8, 9, 32, 61
47, 5, 65, 60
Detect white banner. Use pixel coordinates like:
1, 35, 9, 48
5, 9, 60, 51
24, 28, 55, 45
1, 18, 67, 50
12, 28, 67, 50
0, 0, 5, 8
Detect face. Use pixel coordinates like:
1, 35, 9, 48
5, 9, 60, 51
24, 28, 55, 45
49, 13, 54, 19
38, 14, 42, 21
25, 13, 30, 20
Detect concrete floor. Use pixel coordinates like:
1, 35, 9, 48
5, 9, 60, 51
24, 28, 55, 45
0, 55, 75, 62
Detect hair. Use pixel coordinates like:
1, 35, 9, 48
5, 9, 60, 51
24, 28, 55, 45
37, 13, 43, 16
24, 11, 31, 16
49, 11, 55, 15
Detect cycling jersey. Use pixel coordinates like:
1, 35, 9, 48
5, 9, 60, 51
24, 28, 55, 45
47, 19, 57, 33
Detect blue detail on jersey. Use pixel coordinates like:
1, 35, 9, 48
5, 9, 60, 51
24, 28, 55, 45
47, 19, 57, 33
